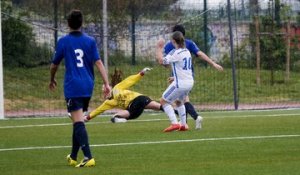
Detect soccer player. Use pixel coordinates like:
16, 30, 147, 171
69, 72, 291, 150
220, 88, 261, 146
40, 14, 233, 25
156, 31, 194, 132
84, 67, 163, 122
164, 24, 223, 129
49, 10, 111, 168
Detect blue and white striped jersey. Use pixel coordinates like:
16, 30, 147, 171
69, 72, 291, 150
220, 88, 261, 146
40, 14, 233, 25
163, 48, 194, 88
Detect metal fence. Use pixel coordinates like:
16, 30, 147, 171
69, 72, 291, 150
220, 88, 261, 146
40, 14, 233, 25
2, 0, 300, 117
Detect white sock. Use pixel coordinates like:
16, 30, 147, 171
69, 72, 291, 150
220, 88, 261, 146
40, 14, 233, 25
176, 105, 186, 126
162, 104, 178, 124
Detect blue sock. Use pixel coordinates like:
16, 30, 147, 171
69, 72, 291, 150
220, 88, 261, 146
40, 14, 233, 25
74, 122, 92, 159
185, 102, 199, 120
70, 127, 80, 160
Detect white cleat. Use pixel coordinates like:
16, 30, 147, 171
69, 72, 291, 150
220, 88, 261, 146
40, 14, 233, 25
195, 116, 203, 129
111, 117, 127, 123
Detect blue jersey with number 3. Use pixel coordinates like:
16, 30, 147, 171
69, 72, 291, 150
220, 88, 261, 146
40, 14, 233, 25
52, 31, 100, 98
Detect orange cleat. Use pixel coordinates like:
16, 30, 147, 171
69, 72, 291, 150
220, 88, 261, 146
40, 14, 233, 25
163, 124, 181, 132
178, 124, 189, 131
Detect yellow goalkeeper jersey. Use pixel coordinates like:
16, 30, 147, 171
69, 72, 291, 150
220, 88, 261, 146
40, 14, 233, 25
89, 72, 144, 119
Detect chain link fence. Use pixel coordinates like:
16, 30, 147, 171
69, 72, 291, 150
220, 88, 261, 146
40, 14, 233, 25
2, 0, 300, 117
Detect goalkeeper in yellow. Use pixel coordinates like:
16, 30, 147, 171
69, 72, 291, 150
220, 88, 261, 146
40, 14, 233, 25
84, 68, 163, 123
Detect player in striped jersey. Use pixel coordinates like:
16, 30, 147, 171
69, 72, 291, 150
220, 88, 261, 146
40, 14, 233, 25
156, 31, 194, 132
164, 24, 223, 129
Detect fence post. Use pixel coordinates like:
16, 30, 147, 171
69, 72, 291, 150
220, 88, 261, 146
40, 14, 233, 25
131, 10, 136, 65
285, 19, 291, 83
203, 0, 208, 56
53, 0, 58, 49
255, 16, 261, 85
227, 0, 239, 110
103, 0, 108, 72
0, 5, 4, 119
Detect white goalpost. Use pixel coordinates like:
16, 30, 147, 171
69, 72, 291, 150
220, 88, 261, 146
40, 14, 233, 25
0, 4, 4, 119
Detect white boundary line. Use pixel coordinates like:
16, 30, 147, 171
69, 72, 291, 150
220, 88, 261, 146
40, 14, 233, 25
0, 134, 299, 152
1, 112, 300, 129
5, 108, 300, 120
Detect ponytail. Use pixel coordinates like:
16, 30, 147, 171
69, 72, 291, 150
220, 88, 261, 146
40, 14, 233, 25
172, 31, 185, 48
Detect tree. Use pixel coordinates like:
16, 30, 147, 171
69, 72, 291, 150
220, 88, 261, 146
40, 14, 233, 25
249, 0, 289, 85
107, 0, 179, 65
260, 15, 286, 85
2, 1, 52, 67
249, 0, 261, 85
249, 0, 259, 16
16, 0, 179, 65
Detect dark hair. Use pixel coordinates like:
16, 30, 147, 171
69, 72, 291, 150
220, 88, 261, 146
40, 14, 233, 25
67, 10, 83, 30
110, 68, 123, 87
172, 31, 185, 48
172, 24, 185, 36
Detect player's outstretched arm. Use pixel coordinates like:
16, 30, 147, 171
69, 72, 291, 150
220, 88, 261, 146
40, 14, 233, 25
85, 100, 116, 121
156, 38, 165, 65
197, 51, 224, 72
114, 68, 150, 90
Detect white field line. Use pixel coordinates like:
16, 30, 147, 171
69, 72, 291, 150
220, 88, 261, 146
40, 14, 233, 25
0, 121, 108, 129
0, 134, 299, 152
1, 112, 300, 129
5, 108, 300, 121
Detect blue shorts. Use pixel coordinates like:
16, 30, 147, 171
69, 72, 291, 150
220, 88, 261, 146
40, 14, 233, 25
65, 97, 91, 112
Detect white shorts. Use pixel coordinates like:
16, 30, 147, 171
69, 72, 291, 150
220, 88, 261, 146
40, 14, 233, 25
162, 83, 193, 104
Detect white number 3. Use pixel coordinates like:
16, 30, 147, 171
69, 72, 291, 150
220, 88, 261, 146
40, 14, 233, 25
75, 49, 84, 67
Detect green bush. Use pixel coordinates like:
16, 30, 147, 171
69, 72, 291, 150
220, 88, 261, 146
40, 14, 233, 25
2, 15, 52, 67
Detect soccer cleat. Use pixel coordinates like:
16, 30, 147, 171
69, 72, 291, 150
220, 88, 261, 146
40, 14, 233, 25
75, 158, 95, 168
178, 124, 189, 131
111, 117, 127, 123
195, 116, 203, 129
163, 124, 181, 132
66, 154, 77, 166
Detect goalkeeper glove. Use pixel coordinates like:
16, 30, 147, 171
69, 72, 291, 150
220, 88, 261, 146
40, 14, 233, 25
84, 114, 91, 122
140, 67, 152, 75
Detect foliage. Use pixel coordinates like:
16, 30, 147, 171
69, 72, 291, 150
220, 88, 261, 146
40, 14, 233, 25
220, 40, 254, 69
259, 15, 286, 83
184, 17, 205, 50
248, 0, 291, 85
2, 18, 32, 67
219, 53, 231, 68
15, 0, 179, 38
2, 2, 53, 67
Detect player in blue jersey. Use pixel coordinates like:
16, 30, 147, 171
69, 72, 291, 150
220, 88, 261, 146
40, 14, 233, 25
49, 10, 111, 168
156, 31, 195, 132
164, 24, 223, 130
